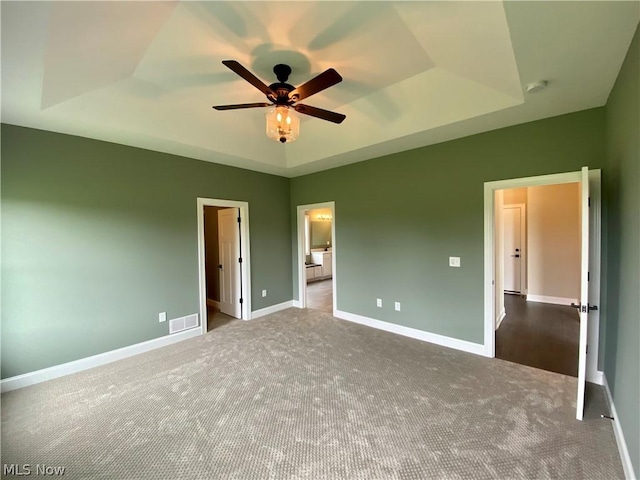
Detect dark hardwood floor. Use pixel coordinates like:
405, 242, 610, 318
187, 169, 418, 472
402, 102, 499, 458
496, 294, 580, 377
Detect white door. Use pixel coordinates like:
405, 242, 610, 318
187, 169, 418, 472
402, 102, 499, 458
503, 206, 522, 293
576, 167, 590, 420
218, 208, 241, 318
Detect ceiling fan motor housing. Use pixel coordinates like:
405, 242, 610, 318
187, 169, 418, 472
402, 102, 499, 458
269, 64, 297, 104
268, 83, 296, 104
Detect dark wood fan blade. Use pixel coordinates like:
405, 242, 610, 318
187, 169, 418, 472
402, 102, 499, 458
289, 68, 342, 102
212, 102, 271, 110
294, 104, 346, 124
222, 60, 274, 98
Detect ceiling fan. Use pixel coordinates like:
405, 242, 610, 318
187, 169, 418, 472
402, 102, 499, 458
212, 60, 346, 143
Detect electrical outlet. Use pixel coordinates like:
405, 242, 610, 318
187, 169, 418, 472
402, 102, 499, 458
376, 298, 382, 308
159, 312, 167, 323
262, 289, 267, 297
449, 256, 461, 267
395, 302, 401, 312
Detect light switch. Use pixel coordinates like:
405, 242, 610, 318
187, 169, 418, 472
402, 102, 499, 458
376, 298, 382, 308
449, 257, 461, 267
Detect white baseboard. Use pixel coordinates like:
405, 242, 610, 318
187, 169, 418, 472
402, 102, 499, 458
496, 309, 506, 330
251, 300, 293, 319
1, 326, 202, 393
334, 310, 485, 356
526, 294, 578, 306
587, 369, 604, 385
206, 298, 220, 308
602, 375, 636, 480
292, 300, 303, 308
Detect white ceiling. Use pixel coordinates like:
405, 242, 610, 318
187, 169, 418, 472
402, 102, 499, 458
2, 1, 638, 177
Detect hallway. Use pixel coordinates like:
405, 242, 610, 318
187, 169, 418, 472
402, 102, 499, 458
496, 294, 580, 377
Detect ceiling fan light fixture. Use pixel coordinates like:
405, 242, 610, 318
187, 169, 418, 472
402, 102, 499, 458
265, 105, 299, 144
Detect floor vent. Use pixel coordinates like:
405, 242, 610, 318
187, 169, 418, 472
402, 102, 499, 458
169, 314, 199, 334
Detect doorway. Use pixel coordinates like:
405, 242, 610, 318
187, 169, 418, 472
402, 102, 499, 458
484, 169, 602, 420
296, 202, 336, 314
197, 198, 252, 335
496, 184, 580, 377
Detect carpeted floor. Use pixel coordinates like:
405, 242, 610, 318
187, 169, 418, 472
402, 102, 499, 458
1, 309, 623, 479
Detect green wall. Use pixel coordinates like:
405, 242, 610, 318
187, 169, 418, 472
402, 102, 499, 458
1, 125, 292, 379
604, 23, 639, 475
291, 108, 606, 344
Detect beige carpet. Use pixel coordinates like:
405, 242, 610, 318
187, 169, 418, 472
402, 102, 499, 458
1, 308, 623, 479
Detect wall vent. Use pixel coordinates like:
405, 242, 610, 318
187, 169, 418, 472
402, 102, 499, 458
169, 314, 199, 334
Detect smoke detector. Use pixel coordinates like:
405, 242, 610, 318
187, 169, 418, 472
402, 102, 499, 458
525, 80, 548, 94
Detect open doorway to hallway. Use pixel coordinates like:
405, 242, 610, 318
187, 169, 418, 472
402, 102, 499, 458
197, 198, 252, 335
484, 168, 602, 420
296, 202, 336, 314
495, 183, 581, 377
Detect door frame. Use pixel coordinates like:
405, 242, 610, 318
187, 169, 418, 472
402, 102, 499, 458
483, 170, 602, 383
197, 198, 252, 334
502, 203, 526, 294
296, 201, 336, 313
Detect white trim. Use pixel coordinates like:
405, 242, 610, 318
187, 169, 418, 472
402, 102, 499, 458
487, 171, 582, 191
495, 308, 506, 330
0, 327, 201, 393
296, 202, 337, 314
251, 300, 293, 319
206, 299, 220, 308
484, 182, 496, 357
526, 294, 578, 306
335, 310, 486, 357
603, 375, 637, 480
197, 198, 252, 334
587, 369, 604, 385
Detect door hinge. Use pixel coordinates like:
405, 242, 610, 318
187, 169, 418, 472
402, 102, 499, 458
239, 257, 243, 264
586, 345, 588, 354
588, 197, 591, 207
239, 298, 243, 304
588, 271, 590, 281
237, 216, 241, 223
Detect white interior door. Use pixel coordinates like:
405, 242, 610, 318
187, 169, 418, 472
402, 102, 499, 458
503, 206, 522, 293
218, 208, 241, 318
576, 167, 590, 420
